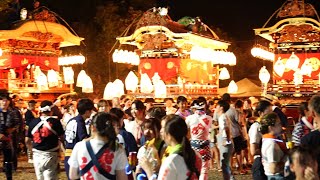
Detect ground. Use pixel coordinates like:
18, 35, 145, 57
0, 155, 252, 179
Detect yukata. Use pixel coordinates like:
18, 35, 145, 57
27, 116, 64, 180
186, 110, 212, 180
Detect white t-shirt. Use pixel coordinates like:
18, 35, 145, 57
158, 154, 190, 180
248, 122, 262, 144
261, 138, 285, 176
218, 113, 228, 138
125, 120, 141, 142
68, 139, 128, 180
186, 113, 212, 141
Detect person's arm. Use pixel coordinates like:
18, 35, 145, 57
116, 170, 128, 180
26, 137, 32, 152
77, 119, 89, 141
69, 167, 80, 180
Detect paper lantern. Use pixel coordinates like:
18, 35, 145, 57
219, 67, 230, 80
154, 80, 167, 98
228, 52, 237, 66
125, 71, 139, 92
300, 58, 313, 77
47, 70, 59, 87
58, 55, 85, 66
113, 79, 125, 98
227, 80, 238, 94
76, 70, 87, 87
285, 52, 300, 70
140, 73, 153, 93
63, 67, 74, 84
259, 66, 270, 84
274, 58, 285, 77
36, 71, 48, 90
152, 72, 161, 85
82, 74, 93, 93
293, 69, 303, 86
103, 82, 115, 100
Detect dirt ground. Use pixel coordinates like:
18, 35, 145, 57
0, 155, 252, 179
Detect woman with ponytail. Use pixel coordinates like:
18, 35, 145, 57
68, 112, 128, 180
140, 115, 200, 180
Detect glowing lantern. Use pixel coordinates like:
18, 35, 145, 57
113, 79, 125, 97
125, 71, 138, 92
63, 67, 74, 84
274, 58, 285, 77
140, 73, 153, 93
36, 71, 48, 90
227, 80, 238, 94
300, 59, 313, 77
293, 69, 303, 86
82, 74, 93, 93
9, 69, 16, 79
103, 82, 115, 100
154, 80, 167, 98
152, 72, 161, 85
76, 70, 87, 87
58, 55, 85, 66
0, 48, 2, 56
219, 67, 230, 80
259, 66, 270, 84
47, 70, 59, 87
285, 52, 300, 70
228, 52, 237, 66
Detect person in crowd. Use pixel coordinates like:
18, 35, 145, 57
164, 98, 177, 115
125, 100, 146, 147
68, 112, 128, 180
61, 103, 76, 129
26, 100, 64, 180
292, 101, 314, 146
112, 97, 121, 108
24, 99, 38, 163
136, 118, 164, 177
186, 99, 212, 180
64, 98, 94, 180
0, 94, 21, 180
261, 94, 288, 128
122, 98, 132, 112
97, 99, 112, 113
289, 146, 319, 180
248, 100, 272, 180
144, 98, 155, 112
215, 100, 235, 180
109, 107, 138, 156
301, 95, 320, 176
140, 115, 200, 179
175, 96, 191, 119
146, 107, 166, 120
260, 113, 288, 179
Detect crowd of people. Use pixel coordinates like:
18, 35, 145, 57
0, 92, 319, 180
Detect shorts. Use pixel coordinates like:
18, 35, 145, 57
233, 135, 247, 153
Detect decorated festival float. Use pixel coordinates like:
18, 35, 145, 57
108, 7, 237, 99
253, 0, 320, 100
0, 3, 88, 100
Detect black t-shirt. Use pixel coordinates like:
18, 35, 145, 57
25, 110, 35, 126
301, 130, 320, 176
27, 117, 64, 151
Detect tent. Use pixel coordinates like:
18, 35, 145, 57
219, 78, 262, 97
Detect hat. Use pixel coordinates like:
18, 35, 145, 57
191, 99, 206, 110
28, 100, 37, 104
261, 94, 278, 102
249, 96, 259, 105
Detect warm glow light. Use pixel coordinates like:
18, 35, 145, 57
82, 74, 93, 93
63, 67, 74, 84
113, 49, 140, 65
293, 69, 303, 86
140, 73, 153, 93
0, 48, 3, 56
300, 58, 313, 77
259, 66, 270, 84
228, 80, 238, 94
285, 52, 300, 70
58, 55, 85, 66
152, 72, 161, 85
125, 71, 139, 92
190, 47, 236, 65
36, 71, 48, 90
113, 79, 125, 98
154, 80, 167, 98
47, 70, 59, 87
219, 67, 230, 80
159, 7, 168, 16
103, 82, 115, 100
76, 70, 87, 87
274, 58, 285, 77
251, 47, 275, 61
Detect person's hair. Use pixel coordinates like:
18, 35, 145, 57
309, 95, 320, 116
245, 99, 251, 105
208, 100, 215, 106
217, 100, 230, 113
97, 99, 111, 108
255, 100, 272, 115
77, 98, 94, 115
143, 117, 161, 138
177, 96, 187, 104
40, 100, 53, 114
144, 98, 155, 104
164, 115, 200, 178
109, 108, 125, 120
197, 96, 207, 105
132, 100, 145, 111
92, 112, 117, 151
235, 99, 244, 109
298, 102, 309, 117
65, 103, 74, 111
147, 107, 166, 120
164, 98, 174, 103
290, 146, 318, 166
221, 93, 231, 102
259, 112, 279, 134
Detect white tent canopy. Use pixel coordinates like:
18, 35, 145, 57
219, 78, 262, 97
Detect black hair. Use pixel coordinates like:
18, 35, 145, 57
165, 115, 200, 178
217, 100, 230, 113
92, 112, 117, 151
77, 98, 94, 115
197, 96, 207, 105
147, 107, 166, 120
164, 98, 174, 103
255, 100, 272, 115
109, 108, 125, 120
245, 99, 251, 105
298, 102, 309, 117
40, 100, 53, 114
290, 146, 318, 166
144, 98, 155, 104
235, 99, 244, 109
177, 96, 187, 104
132, 100, 145, 111
143, 117, 161, 138
259, 112, 279, 134
208, 100, 215, 106
309, 95, 320, 116
221, 93, 231, 102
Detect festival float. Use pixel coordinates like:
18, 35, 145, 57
253, 0, 320, 98
109, 7, 236, 99
0, 5, 87, 100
